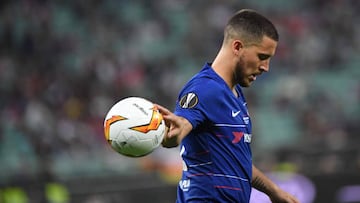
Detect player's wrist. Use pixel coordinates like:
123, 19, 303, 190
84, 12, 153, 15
161, 136, 179, 148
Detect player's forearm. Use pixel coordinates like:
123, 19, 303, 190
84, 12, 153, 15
251, 165, 280, 196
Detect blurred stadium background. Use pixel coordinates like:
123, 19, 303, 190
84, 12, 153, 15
0, 0, 359, 202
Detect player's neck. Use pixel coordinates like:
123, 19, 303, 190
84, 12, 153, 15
212, 48, 237, 91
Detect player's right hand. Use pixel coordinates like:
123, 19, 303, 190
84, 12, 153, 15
154, 104, 192, 148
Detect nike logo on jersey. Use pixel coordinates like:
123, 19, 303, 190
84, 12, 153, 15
231, 110, 241, 117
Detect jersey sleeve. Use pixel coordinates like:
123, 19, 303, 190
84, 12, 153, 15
174, 78, 226, 129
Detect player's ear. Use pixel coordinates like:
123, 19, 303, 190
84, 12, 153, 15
232, 39, 244, 55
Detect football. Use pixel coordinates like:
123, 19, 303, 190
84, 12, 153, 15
103, 97, 165, 157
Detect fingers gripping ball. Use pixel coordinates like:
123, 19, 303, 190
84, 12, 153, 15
104, 97, 165, 157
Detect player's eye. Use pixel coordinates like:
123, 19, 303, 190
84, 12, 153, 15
258, 54, 270, 61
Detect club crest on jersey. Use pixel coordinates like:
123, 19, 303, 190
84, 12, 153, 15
179, 92, 198, 108
243, 116, 250, 124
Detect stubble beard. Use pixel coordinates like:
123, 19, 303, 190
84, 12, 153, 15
235, 58, 250, 87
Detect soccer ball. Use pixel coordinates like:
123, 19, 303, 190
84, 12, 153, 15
103, 97, 165, 157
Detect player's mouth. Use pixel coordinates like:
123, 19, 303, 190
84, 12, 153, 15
249, 74, 257, 81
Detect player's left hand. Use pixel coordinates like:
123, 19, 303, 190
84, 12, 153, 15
270, 189, 299, 203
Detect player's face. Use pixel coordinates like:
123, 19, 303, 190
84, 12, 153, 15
235, 36, 277, 87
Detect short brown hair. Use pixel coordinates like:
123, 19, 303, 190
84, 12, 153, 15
223, 9, 279, 46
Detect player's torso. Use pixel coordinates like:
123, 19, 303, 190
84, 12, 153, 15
176, 65, 253, 202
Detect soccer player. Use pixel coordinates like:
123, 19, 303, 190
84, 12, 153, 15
156, 9, 299, 203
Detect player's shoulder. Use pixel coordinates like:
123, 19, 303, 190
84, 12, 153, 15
178, 78, 226, 111
178, 64, 227, 105
183, 66, 224, 91
182, 74, 225, 96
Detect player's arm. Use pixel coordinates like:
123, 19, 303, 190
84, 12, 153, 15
252, 165, 299, 203
155, 104, 193, 148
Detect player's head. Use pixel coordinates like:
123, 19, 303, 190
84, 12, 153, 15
223, 9, 279, 87
223, 9, 279, 46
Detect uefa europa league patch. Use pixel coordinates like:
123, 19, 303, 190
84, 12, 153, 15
179, 92, 199, 108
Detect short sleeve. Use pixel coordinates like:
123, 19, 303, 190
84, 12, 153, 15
174, 78, 227, 130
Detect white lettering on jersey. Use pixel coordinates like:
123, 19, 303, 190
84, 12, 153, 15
179, 179, 191, 191
244, 133, 252, 143
243, 116, 250, 124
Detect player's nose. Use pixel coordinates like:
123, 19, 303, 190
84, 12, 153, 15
259, 65, 269, 72
260, 59, 270, 72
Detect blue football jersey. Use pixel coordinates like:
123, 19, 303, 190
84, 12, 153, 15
174, 63, 253, 203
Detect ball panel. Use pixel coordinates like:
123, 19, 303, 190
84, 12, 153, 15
104, 115, 127, 141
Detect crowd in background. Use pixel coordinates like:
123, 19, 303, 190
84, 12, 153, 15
0, 0, 359, 188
